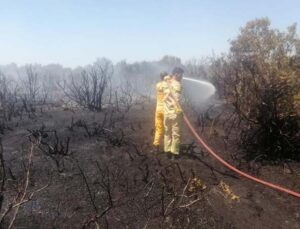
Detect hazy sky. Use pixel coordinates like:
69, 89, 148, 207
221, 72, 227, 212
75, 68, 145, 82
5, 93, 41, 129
0, 0, 299, 67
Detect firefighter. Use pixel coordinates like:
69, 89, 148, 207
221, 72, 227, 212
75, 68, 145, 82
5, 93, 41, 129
163, 67, 184, 158
153, 71, 169, 152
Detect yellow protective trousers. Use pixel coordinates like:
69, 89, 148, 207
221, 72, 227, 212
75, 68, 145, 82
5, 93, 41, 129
164, 113, 182, 155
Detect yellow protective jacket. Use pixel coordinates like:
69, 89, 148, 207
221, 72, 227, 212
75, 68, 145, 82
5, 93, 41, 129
163, 79, 182, 115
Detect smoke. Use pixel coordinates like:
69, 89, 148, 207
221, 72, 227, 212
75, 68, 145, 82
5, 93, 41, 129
0, 57, 216, 107
112, 56, 183, 98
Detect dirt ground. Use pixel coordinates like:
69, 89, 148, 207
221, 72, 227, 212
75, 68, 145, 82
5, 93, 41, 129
1, 101, 300, 228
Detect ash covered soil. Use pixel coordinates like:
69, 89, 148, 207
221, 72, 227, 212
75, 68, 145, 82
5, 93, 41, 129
1, 101, 300, 229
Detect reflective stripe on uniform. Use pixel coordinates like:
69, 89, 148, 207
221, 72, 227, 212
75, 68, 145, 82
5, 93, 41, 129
163, 79, 182, 115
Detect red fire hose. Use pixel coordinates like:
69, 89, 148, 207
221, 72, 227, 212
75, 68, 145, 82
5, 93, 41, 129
183, 113, 300, 199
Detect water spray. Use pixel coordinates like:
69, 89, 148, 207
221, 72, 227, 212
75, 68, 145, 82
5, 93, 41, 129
183, 77, 216, 97
183, 77, 216, 92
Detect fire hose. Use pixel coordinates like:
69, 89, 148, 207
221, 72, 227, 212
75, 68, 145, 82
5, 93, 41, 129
183, 113, 300, 199
165, 76, 300, 198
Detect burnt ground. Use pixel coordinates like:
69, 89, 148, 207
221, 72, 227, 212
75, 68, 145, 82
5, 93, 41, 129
1, 100, 299, 229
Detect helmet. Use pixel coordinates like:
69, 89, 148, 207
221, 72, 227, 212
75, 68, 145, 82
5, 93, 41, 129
172, 67, 184, 75
160, 71, 168, 80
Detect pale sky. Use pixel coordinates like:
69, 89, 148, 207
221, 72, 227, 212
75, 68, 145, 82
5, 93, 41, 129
0, 0, 299, 67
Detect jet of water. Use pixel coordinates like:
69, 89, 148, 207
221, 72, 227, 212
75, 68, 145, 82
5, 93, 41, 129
183, 77, 216, 95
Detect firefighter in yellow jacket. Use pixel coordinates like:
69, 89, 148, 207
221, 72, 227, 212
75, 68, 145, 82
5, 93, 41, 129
153, 72, 169, 151
163, 67, 184, 157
